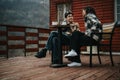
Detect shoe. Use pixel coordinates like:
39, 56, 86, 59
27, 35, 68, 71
67, 62, 82, 67
35, 48, 47, 58
64, 50, 77, 58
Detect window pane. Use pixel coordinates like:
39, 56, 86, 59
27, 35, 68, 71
117, 14, 120, 21
57, 4, 64, 22
116, 0, 120, 21
117, 5, 120, 13
117, 0, 120, 4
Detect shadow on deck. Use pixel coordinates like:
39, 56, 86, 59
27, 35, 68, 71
0, 54, 120, 80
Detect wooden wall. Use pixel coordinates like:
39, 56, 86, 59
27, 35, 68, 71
50, 0, 120, 52
0, 24, 50, 58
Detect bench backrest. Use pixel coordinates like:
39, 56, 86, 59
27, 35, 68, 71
102, 23, 115, 40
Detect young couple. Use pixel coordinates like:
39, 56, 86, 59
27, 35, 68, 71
35, 6, 102, 67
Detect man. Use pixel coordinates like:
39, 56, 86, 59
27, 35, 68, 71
35, 11, 80, 64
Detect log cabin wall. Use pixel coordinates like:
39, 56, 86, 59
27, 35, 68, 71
50, 0, 120, 52
0, 24, 50, 58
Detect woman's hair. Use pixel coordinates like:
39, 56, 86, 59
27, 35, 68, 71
64, 11, 73, 18
83, 6, 96, 15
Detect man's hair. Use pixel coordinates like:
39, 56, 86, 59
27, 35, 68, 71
83, 6, 96, 15
64, 11, 73, 18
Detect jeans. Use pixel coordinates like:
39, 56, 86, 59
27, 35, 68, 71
45, 31, 70, 63
45, 31, 70, 50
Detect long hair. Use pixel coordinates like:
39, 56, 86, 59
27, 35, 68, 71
83, 6, 96, 15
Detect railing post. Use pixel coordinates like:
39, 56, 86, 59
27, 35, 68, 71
24, 28, 26, 57
6, 26, 8, 58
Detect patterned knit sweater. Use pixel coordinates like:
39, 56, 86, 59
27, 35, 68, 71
84, 13, 102, 41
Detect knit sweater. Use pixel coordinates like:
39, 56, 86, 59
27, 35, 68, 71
84, 13, 102, 41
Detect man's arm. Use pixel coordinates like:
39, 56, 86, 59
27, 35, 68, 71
76, 22, 80, 31
70, 22, 80, 32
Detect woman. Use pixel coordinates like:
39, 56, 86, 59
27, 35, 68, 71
35, 11, 80, 63
64, 6, 102, 67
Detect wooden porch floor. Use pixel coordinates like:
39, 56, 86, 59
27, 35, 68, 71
0, 54, 120, 80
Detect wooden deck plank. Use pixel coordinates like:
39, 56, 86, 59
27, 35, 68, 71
74, 68, 104, 80
58, 68, 92, 80
96, 71, 116, 80
106, 72, 120, 80
84, 68, 109, 80
0, 54, 120, 80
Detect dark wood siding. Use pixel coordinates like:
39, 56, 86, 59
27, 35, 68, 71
50, 0, 120, 52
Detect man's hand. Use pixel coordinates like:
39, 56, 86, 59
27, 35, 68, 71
70, 23, 79, 32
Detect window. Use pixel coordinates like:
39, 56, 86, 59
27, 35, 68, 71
115, 0, 120, 21
57, 3, 71, 23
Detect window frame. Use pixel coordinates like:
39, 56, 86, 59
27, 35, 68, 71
57, 3, 71, 23
115, 0, 120, 21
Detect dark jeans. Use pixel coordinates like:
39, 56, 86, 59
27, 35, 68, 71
69, 31, 98, 63
45, 31, 70, 63
45, 31, 70, 50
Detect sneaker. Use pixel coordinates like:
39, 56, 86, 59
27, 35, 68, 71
35, 48, 47, 58
67, 62, 82, 67
64, 50, 77, 58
